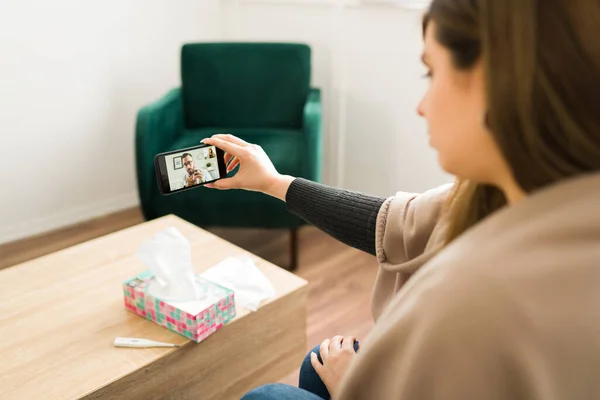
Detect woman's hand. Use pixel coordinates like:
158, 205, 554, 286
200, 134, 295, 200
311, 336, 359, 398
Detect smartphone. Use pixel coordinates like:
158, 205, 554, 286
154, 143, 227, 195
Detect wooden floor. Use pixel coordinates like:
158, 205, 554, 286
0, 208, 378, 389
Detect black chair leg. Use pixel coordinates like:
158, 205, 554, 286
290, 228, 299, 271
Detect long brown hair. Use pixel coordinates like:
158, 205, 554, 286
423, 0, 600, 243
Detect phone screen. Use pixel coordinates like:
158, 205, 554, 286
154, 144, 226, 195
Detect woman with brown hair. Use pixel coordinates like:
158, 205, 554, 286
202, 0, 600, 398
206, 147, 216, 159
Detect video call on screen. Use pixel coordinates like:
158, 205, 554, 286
168, 146, 220, 191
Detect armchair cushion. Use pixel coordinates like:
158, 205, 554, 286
148, 184, 304, 229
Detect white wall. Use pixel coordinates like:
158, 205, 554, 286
0, 0, 220, 244
223, 0, 452, 196
0, 0, 453, 244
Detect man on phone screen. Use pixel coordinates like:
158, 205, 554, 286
180, 153, 213, 188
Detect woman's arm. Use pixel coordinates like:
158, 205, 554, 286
201, 135, 385, 255
267, 176, 386, 256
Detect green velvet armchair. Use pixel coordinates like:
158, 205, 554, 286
135, 42, 322, 270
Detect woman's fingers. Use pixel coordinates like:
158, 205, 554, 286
208, 135, 245, 166
330, 336, 343, 354
227, 158, 240, 172
201, 137, 245, 158
310, 352, 325, 377
320, 338, 331, 361
342, 336, 356, 351
211, 133, 250, 147
206, 175, 238, 190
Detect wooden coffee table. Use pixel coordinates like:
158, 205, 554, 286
0, 215, 308, 400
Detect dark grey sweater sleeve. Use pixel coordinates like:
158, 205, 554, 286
285, 178, 386, 256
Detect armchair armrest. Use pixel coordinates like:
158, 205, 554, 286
302, 88, 323, 182
135, 88, 184, 206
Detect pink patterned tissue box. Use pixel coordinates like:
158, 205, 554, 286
123, 270, 236, 343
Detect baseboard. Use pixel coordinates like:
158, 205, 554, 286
0, 191, 140, 245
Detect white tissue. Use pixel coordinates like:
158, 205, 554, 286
200, 256, 275, 311
136, 227, 206, 302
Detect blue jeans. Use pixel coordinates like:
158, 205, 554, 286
241, 341, 360, 400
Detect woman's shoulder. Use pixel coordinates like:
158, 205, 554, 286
376, 183, 454, 265
382, 183, 454, 231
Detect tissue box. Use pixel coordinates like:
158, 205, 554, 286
123, 270, 236, 343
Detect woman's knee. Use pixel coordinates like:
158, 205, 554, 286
242, 383, 320, 400
241, 383, 285, 400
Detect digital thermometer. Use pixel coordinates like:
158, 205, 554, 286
113, 337, 180, 348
